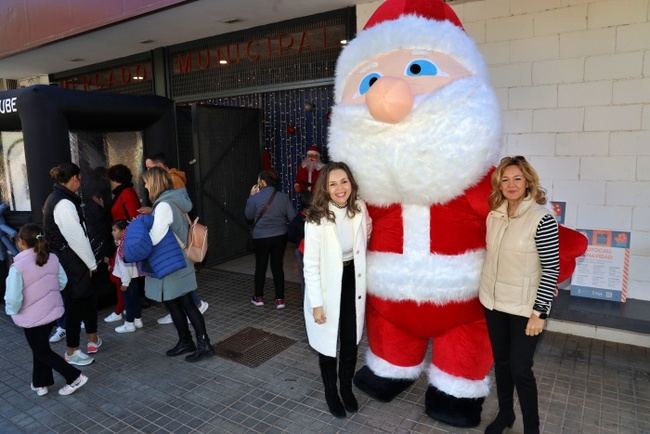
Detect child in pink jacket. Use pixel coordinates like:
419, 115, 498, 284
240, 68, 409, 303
4, 224, 88, 396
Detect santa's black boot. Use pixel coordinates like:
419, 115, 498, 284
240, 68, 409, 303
425, 385, 484, 428
353, 365, 415, 402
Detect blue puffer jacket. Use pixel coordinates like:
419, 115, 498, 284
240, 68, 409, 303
122, 214, 185, 279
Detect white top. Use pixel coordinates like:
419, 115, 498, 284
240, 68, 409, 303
112, 250, 141, 287
330, 203, 354, 261
149, 202, 173, 246
53, 199, 96, 271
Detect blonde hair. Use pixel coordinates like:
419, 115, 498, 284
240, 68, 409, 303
488, 155, 547, 210
142, 167, 172, 203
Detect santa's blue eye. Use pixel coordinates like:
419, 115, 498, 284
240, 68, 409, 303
405, 59, 439, 77
358, 72, 382, 95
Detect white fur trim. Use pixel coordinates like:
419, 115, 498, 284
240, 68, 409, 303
335, 16, 488, 102
366, 349, 425, 380
367, 206, 484, 303
428, 365, 490, 399
329, 76, 501, 206
367, 250, 484, 304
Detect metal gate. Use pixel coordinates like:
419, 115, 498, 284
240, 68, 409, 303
177, 104, 262, 266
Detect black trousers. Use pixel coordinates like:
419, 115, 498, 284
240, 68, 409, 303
164, 292, 207, 343
319, 262, 357, 365
253, 234, 287, 299
484, 308, 541, 434
24, 322, 81, 387
63, 290, 98, 348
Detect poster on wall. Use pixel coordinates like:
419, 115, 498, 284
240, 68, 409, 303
570, 229, 630, 302
550, 201, 566, 224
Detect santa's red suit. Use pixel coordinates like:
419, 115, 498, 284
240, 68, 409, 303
364, 170, 494, 393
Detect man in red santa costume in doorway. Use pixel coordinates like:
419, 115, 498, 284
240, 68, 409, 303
294, 145, 324, 192
328, 0, 500, 427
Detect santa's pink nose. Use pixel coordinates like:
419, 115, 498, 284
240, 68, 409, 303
365, 76, 413, 124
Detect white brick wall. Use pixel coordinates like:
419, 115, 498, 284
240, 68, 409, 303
556, 132, 609, 155
610, 131, 650, 155
560, 28, 615, 57
587, 0, 648, 29
613, 78, 650, 104
491, 62, 532, 87
533, 58, 584, 84
487, 15, 533, 42
510, 35, 559, 62
356, 0, 650, 301
534, 108, 584, 132
558, 81, 612, 107
606, 182, 650, 205
503, 109, 533, 133
585, 52, 644, 81
534, 5, 587, 36
584, 105, 642, 131
552, 180, 606, 204
577, 204, 632, 230
509, 85, 557, 109
638, 157, 650, 181
616, 22, 650, 52
507, 133, 555, 155
581, 157, 636, 180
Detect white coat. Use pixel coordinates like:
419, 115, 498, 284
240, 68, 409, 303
303, 200, 369, 357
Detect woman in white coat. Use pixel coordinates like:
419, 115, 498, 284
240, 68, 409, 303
303, 162, 370, 418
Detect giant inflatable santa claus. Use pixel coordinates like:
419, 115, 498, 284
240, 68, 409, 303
329, 0, 504, 427
329, 0, 587, 428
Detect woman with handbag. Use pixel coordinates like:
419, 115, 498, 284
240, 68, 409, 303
142, 167, 214, 363
245, 170, 296, 309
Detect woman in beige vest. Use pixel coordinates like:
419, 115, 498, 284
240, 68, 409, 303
479, 156, 559, 434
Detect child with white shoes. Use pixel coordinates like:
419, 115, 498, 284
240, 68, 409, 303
111, 220, 143, 333
4, 224, 88, 396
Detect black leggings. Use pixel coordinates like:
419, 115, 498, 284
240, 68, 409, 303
24, 322, 80, 387
253, 234, 287, 299
319, 262, 357, 365
164, 292, 207, 342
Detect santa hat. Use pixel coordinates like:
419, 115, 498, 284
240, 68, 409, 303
307, 145, 320, 154
334, 0, 488, 102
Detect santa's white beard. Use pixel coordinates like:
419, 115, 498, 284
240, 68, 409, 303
329, 76, 502, 206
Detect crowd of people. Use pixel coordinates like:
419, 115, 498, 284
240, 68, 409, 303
4, 148, 558, 434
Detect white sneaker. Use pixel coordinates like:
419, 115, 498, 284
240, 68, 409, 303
115, 322, 136, 333
157, 314, 172, 325
80, 322, 85, 329
49, 327, 66, 343
30, 383, 48, 396
198, 300, 209, 314
134, 318, 143, 329
104, 312, 122, 323
58, 374, 88, 396
64, 350, 94, 366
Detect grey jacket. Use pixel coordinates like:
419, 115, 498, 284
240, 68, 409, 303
245, 186, 296, 239
144, 188, 197, 302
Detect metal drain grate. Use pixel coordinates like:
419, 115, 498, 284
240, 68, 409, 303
215, 327, 296, 368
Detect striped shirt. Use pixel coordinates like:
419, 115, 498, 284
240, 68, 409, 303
533, 214, 560, 315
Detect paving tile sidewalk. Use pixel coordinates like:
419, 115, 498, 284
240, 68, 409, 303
0, 267, 648, 433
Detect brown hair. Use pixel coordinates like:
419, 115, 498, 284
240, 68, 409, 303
49, 162, 80, 184
142, 167, 172, 203
488, 155, 547, 210
18, 223, 49, 267
307, 162, 360, 224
